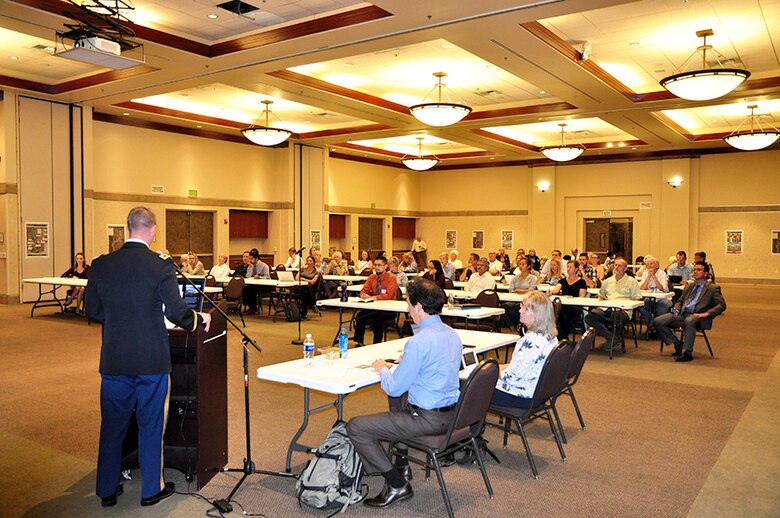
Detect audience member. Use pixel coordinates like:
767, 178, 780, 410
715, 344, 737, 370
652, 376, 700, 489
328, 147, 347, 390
348, 278, 460, 507
588, 253, 606, 282
487, 249, 503, 275
61, 252, 90, 314
178, 253, 188, 271
439, 252, 456, 281
540, 249, 565, 276
497, 248, 512, 271
356, 250, 373, 274
550, 260, 588, 339
654, 262, 726, 362
353, 256, 398, 346
243, 250, 270, 314
540, 257, 564, 285
694, 251, 715, 282
421, 259, 447, 289
637, 254, 671, 338
399, 252, 418, 273
576, 252, 599, 288
388, 257, 409, 288
666, 250, 694, 284
502, 257, 539, 329
466, 257, 496, 293
283, 247, 301, 270
183, 253, 205, 275
209, 254, 231, 278
233, 251, 251, 278
584, 258, 641, 348
449, 249, 463, 269
295, 256, 321, 320
458, 253, 479, 281
525, 249, 541, 271
603, 250, 616, 270
322, 251, 346, 298
411, 235, 427, 268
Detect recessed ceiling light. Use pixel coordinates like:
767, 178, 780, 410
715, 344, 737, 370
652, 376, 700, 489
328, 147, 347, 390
207, 13, 218, 19
539, 90, 546, 94
123, 112, 129, 116
9, 56, 18, 60
196, 125, 202, 128
629, 41, 640, 47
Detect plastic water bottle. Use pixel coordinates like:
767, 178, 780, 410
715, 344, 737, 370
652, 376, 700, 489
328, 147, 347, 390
340, 284, 348, 302
338, 328, 349, 359
303, 334, 315, 365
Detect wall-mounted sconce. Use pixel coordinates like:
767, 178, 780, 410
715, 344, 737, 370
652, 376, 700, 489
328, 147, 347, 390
667, 177, 683, 188
537, 181, 551, 192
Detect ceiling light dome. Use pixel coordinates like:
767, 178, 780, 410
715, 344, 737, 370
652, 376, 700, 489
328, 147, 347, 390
723, 105, 780, 151
409, 72, 472, 127
401, 137, 439, 171
660, 29, 749, 101
241, 100, 292, 146
540, 123, 585, 162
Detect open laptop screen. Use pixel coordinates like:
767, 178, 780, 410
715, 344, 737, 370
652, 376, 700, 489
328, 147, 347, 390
178, 278, 204, 311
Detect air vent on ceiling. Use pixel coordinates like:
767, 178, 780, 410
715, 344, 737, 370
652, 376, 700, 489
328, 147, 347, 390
473, 89, 502, 97
312, 112, 336, 117
217, 1, 259, 15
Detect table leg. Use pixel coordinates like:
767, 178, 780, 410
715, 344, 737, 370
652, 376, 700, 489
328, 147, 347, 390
285, 387, 347, 472
30, 283, 64, 317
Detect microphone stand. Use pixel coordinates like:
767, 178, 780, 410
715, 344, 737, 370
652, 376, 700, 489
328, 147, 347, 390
291, 246, 306, 346
171, 261, 295, 515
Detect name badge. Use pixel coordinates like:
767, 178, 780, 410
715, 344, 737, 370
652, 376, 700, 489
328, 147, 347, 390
381, 289, 387, 294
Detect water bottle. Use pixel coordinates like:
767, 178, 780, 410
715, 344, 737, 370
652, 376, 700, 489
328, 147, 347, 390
303, 334, 315, 365
340, 284, 348, 302
338, 328, 349, 359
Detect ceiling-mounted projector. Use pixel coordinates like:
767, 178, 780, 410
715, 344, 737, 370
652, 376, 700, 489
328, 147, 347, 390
74, 37, 121, 55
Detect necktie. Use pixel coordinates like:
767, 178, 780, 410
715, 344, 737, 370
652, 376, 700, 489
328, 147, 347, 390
375, 275, 382, 296
685, 283, 702, 312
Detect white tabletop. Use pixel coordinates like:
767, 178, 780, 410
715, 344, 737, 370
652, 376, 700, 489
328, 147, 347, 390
585, 288, 673, 299
551, 295, 643, 310
23, 277, 88, 287
322, 275, 368, 282
451, 281, 511, 291
317, 298, 504, 319
256, 329, 517, 395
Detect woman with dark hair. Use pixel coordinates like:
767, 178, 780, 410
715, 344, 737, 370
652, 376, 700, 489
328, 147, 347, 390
422, 259, 447, 289
295, 256, 321, 320
62, 252, 90, 314
356, 250, 373, 274
549, 260, 588, 339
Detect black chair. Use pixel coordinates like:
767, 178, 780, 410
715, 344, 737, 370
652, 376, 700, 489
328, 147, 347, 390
660, 320, 716, 357
558, 328, 595, 437
443, 278, 454, 290
474, 289, 501, 332
488, 341, 573, 479
224, 276, 245, 327
390, 359, 499, 518
551, 296, 562, 323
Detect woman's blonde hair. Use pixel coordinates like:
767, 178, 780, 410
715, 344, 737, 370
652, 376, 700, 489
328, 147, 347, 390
523, 291, 557, 337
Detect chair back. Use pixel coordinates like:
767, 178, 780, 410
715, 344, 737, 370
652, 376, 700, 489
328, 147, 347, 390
566, 328, 595, 386
204, 274, 216, 287
451, 359, 500, 433
443, 278, 454, 289
270, 270, 278, 280
475, 289, 500, 308
276, 264, 286, 271
225, 276, 244, 300
551, 297, 562, 322
360, 269, 372, 276
529, 341, 573, 409
348, 266, 355, 275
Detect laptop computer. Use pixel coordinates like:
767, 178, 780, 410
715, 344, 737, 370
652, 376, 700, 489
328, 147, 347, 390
277, 270, 296, 282
178, 278, 204, 312
668, 274, 682, 284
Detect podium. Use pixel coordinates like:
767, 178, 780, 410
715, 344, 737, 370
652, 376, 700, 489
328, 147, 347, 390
122, 307, 228, 489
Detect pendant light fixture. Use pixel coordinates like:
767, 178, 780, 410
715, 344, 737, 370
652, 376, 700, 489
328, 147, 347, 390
402, 137, 439, 171
540, 123, 585, 162
409, 72, 472, 127
723, 105, 780, 151
241, 100, 292, 146
660, 29, 750, 101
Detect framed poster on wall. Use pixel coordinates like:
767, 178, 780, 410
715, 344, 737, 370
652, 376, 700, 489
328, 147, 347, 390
107, 225, 126, 253
472, 230, 484, 250
25, 222, 49, 257
772, 231, 780, 254
725, 230, 743, 255
501, 230, 513, 251
310, 230, 321, 249
445, 230, 457, 249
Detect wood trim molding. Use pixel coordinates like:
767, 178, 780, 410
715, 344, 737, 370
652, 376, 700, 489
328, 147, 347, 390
0, 65, 158, 95
699, 205, 780, 213
324, 205, 528, 217
0, 183, 19, 195
85, 190, 293, 210
0, 295, 22, 304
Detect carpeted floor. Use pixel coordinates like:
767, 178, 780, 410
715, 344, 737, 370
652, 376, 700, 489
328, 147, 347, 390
1, 284, 778, 517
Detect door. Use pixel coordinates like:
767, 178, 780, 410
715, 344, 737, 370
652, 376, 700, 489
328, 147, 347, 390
358, 218, 383, 255
166, 210, 215, 269
584, 218, 633, 262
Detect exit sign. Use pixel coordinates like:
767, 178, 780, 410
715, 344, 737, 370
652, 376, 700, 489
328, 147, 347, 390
602, 209, 612, 217
188, 189, 198, 198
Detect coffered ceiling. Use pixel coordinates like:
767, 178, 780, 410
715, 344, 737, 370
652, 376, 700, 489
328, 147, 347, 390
1, 0, 779, 169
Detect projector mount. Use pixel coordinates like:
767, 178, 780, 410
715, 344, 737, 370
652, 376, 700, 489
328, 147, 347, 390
57, 0, 141, 52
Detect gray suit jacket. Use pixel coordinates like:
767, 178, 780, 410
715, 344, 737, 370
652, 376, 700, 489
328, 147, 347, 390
674, 281, 726, 329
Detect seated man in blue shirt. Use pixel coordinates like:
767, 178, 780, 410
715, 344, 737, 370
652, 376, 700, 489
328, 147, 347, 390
347, 278, 462, 508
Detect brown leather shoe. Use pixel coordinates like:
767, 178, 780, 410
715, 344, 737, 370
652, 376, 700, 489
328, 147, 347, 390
364, 482, 413, 508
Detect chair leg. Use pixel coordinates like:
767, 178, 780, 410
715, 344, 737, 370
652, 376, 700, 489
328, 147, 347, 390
470, 437, 494, 498
430, 454, 454, 518
702, 329, 714, 357
568, 387, 586, 430
545, 408, 567, 462
515, 420, 539, 479
550, 402, 567, 444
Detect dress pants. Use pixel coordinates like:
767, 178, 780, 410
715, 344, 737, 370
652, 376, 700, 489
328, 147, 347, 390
97, 374, 170, 499
584, 308, 629, 342
638, 297, 672, 330
556, 306, 582, 340
347, 395, 452, 474
353, 309, 390, 345
654, 311, 700, 353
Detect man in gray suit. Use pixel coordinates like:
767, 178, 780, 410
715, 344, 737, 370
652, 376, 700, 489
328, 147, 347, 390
653, 261, 726, 362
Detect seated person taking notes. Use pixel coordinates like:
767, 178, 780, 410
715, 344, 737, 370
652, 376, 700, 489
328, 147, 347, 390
352, 256, 399, 346
348, 279, 462, 508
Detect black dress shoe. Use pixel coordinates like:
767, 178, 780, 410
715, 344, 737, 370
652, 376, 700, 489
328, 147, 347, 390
141, 481, 175, 506
674, 351, 693, 362
400, 465, 413, 481
100, 484, 123, 507
672, 341, 683, 357
363, 482, 413, 508
457, 449, 477, 466
440, 453, 457, 467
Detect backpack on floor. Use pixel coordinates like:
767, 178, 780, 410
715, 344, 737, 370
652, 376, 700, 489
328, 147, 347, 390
283, 300, 300, 322
296, 420, 364, 514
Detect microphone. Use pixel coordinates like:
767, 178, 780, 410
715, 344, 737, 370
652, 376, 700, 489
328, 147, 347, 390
295, 246, 307, 254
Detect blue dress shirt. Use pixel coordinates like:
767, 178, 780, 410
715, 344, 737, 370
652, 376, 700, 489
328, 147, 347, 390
379, 315, 462, 409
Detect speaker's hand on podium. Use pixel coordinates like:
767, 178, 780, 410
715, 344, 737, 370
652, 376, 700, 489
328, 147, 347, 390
200, 312, 212, 332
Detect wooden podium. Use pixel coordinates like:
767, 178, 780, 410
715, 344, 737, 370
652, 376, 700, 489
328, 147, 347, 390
123, 306, 228, 489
